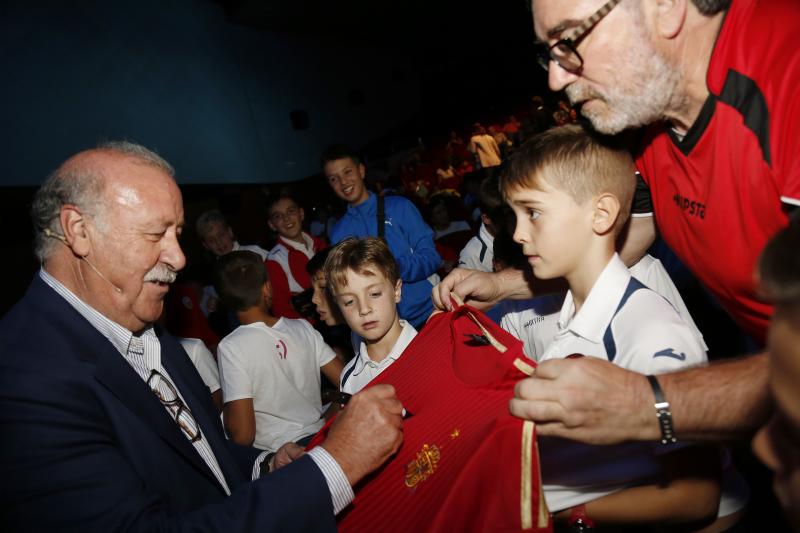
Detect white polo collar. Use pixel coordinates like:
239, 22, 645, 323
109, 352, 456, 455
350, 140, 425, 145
351, 320, 417, 376
557, 254, 632, 344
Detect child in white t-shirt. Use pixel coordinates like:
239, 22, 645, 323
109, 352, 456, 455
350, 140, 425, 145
325, 237, 417, 394
214, 251, 343, 452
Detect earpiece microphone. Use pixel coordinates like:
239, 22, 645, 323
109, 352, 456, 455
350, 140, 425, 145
80, 254, 124, 293
43, 227, 124, 293
43, 228, 68, 244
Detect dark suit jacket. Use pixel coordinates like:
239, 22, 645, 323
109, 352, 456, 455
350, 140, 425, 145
0, 276, 336, 532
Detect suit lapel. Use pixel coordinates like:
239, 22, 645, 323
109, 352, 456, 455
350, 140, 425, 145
160, 333, 245, 488
92, 344, 223, 487
28, 277, 225, 491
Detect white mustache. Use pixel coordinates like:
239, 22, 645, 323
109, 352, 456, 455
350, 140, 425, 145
566, 83, 594, 105
143, 264, 177, 284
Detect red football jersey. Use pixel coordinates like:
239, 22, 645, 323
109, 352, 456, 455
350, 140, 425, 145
308, 305, 551, 532
635, 0, 800, 343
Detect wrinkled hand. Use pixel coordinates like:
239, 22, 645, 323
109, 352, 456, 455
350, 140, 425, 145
431, 268, 505, 312
509, 357, 654, 445
271, 442, 306, 471
321, 384, 404, 486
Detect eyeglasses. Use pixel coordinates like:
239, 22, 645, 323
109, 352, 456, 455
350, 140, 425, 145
535, 0, 623, 73
147, 369, 203, 443
269, 207, 299, 223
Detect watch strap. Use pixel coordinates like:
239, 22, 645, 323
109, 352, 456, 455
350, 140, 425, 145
646, 374, 678, 444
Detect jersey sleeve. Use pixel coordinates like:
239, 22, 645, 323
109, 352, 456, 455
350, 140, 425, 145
217, 338, 255, 403
766, 3, 800, 211
614, 291, 708, 375
631, 171, 654, 217
392, 198, 442, 282
776, 83, 800, 210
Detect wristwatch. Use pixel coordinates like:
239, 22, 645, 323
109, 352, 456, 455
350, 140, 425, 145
646, 374, 678, 444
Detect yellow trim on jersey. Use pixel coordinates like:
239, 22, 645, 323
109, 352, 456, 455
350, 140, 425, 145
514, 358, 536, 376
520, 420, 534, 528
536, 436, 550, 528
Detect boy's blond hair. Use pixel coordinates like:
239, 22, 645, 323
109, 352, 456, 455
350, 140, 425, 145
324, 237, 400, 294
500, 124, 636, 235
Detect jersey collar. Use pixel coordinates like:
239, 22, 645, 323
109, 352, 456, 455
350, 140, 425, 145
556, 254, 632, 344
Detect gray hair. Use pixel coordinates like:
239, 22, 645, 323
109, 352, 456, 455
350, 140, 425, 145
195, 209, 231, 239
31, 140, 174, 262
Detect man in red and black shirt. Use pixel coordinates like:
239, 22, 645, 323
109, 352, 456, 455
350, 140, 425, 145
435, 0, 798, 451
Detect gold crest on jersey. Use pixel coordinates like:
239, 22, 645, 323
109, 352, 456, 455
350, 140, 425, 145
404, 444, 441, 488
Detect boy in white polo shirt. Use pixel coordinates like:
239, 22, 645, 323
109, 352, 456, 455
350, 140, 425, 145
325, 237, 417, 394
503, 125, 722, 528
214, 251, 343, 452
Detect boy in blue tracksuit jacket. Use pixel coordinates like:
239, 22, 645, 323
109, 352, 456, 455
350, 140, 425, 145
323, 145, 441, 329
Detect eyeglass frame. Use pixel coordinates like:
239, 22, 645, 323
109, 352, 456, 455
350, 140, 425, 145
535, 0, 623, 73
147, 369, 203, 443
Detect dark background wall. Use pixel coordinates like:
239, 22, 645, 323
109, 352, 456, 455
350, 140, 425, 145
0, 0, 545, 315
0, 0, 424, 186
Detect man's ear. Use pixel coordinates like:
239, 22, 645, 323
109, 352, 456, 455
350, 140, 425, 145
653, 0, 687, 39
592, 193, 621, 236
267, 218, 277, 233
60, 206, 91, 257
357, 163, 366, 179
394, 279, 403, 303
298, 207, 305, 225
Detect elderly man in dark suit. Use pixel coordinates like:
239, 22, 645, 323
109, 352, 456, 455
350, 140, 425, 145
0, 141, 404, 531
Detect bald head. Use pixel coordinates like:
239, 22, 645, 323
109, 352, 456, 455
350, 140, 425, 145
31, 141, 174, 263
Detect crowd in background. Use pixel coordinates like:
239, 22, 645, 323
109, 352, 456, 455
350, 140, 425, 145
165, 93, 577, 343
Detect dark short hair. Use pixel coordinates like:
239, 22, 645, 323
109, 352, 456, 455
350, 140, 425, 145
759, 222, 800, 312
196, 209, 230, 239
477, 175, 505, 224
266, 193, 300, 215
426, 193, 463, 222
692, 0, 730, 15
320, 144, 361, 168
306, 247, 334, 278
472, 123, 487, 136
324, 237, 399, 294
214, 251, 268, 312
